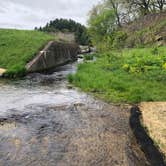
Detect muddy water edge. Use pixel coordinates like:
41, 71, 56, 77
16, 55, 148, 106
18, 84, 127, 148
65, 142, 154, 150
0, 59, 151, 166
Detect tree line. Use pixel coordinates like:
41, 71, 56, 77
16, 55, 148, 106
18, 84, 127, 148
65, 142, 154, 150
102, 0, 166, 27
88, 0, 166, 50
35, 18, 90, 45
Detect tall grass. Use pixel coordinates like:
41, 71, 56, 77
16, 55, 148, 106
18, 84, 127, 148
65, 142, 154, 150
69, 47, 166, 103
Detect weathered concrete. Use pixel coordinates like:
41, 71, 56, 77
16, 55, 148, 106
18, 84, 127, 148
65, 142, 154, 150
26, 41, 79, 73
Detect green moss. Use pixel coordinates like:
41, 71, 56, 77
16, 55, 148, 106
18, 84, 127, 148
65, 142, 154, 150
0, 29, 54, 77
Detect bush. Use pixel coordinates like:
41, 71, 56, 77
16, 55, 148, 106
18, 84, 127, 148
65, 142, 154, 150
112, 31, 128, 49
68, 74, 74, 83
83, 54, 94, 61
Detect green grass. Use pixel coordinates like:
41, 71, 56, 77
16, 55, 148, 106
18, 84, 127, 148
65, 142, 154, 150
69, 47, 166, 103
83, 54, 94, 61
0, 29, 54, 77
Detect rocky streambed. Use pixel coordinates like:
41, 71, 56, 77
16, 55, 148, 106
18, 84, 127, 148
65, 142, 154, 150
0, 60, 152, 166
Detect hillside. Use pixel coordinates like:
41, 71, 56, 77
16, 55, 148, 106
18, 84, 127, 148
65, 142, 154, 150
122, 12, 166, 47
0, 29, 54, 77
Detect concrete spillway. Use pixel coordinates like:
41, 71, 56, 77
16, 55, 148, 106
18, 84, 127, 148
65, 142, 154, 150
26, 41, 79, 73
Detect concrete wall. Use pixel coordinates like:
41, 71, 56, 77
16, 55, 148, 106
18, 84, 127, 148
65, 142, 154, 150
26, 41, 79, 73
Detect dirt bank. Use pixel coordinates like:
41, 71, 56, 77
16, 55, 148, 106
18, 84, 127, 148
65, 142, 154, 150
130, 106, 166, 166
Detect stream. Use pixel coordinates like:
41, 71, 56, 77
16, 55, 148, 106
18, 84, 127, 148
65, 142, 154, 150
0, 59, 150, 166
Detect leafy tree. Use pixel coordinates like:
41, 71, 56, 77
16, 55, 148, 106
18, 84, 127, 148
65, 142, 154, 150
106, 0, 123, 27
126, 0, 166, 16
151, 0, 166, 11
87, 0, 166, 50
88, 5, 116, 49
103, 0, 133, 26
37, 19, 90, 45
131, 0, 151, 15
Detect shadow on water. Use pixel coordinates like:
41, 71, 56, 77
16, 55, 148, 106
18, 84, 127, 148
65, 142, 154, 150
130, 106, 166, 166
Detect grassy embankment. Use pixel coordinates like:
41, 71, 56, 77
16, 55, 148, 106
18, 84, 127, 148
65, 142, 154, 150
0, 29, 54, 77
69, 47, 166, 103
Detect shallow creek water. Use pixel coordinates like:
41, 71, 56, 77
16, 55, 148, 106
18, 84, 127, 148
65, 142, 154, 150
0, 60, 150, 166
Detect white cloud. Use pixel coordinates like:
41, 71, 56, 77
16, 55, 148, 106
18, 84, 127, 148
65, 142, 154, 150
0, 0, 100, 29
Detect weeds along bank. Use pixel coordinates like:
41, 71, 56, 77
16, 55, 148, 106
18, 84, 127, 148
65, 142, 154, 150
78, 4, 166, 103
70, 9, 166, 103
0, 29, 54, 77
69, 47, 166, 103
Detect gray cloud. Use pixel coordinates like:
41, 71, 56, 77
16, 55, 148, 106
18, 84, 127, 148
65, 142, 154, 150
0, 0, 100, 29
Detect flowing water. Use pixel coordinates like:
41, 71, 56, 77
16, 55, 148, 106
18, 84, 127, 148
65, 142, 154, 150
0, 60, 150, 166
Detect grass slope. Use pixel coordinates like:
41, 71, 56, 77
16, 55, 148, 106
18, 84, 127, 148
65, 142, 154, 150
69, 47, 166, 103
0, 29, 54, 77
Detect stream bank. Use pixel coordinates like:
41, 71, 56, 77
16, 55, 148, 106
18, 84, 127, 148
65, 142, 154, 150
0, 60, 151, 166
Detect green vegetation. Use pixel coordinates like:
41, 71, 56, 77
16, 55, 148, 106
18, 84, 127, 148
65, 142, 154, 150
74, 1, 166, 159
69, 0, 166, 104
83, 54, 94, 61
88, 8, 116, 50
36, 18, 90, 45
0, 29, 53, 77
69, 47, 166, 103
88, 0, 166, 51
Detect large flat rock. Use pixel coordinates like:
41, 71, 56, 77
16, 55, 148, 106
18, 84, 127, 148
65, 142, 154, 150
139, 102, 166, 157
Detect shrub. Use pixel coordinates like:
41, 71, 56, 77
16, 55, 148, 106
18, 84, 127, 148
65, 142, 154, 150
112, 31, 128, 49
83, 54, 94, 61
68, 74, 74, 83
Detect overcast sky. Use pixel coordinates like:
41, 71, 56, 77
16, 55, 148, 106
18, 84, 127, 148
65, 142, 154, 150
0, 0, 100, 29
